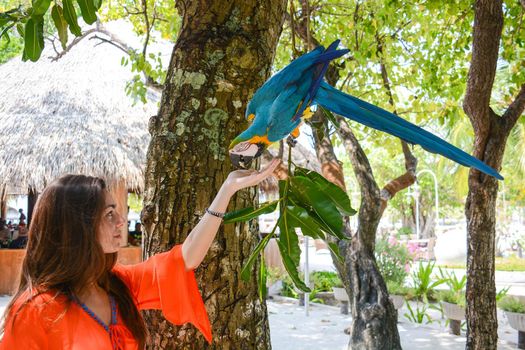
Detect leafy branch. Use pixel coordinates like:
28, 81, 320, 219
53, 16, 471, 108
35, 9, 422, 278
224, 146, 356, 299
1, 0, 103, 61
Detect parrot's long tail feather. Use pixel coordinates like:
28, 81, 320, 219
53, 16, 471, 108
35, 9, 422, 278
314, 82, 503, 180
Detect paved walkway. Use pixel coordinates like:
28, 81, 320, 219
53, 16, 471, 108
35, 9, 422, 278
0, 295, 519, 349
268, 296, 516, 349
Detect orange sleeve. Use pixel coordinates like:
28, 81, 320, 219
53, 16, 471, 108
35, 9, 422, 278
113, 245, 212, 343
0, 302, 49, 350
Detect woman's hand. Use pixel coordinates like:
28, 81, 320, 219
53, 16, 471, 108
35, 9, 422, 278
222, 158, 281, 196
182, 158, 281, 269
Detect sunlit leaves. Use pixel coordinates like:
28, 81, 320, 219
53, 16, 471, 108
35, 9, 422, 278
228, 163, 355, 295
23, 15, 44, 61
51, 5, 68, 49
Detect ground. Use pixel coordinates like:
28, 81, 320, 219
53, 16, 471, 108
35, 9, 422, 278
0, 295, 519, 349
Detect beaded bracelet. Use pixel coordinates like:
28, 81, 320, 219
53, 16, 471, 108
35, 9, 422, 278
205, 208, 225, 219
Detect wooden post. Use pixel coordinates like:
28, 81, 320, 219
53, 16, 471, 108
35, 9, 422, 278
27, 187, 38, 227
449, 319, 461, 336
519, 331, 525, 350
0, 185, 6, 219
110, 180, 129, 247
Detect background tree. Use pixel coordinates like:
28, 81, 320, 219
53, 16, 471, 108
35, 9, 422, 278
139, 1, 286, 348
463, 1, 525, 348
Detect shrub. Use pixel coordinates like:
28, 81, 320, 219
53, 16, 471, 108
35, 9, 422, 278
499, 297, 525, 313
310, 271, 343, 292
411, 261, 445, 302
438, 290, 466, 308
375, 236, 412, 286
387, 281, 410, 296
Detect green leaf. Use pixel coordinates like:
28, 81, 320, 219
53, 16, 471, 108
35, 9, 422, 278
258, 255, 267, 300
93, 0, 102, 10
286, 192, 347, 240
289, 176, 344, 237
277, 238, 310, 293
16, 23, 24, 37
294, 167, 356, 216
320, 106, 340, 128
62, 0, 81, 36
76, 0, 97, 24
24, 16, 44, 62
223, 200, 278, 223
51, 5, 68, 50
0, 23, 14, 41
284, 204, 324, 239
32, 0, 51, 16
278, 210, 300, 263
240, 231, 273, 282
328, 242, 344, 263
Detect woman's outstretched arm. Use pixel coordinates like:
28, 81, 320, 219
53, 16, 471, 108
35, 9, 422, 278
181, 158, 280, 270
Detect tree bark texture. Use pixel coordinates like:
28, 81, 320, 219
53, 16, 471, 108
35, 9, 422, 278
337, 120, 401, 350
463, 1, 525, 349
141, 2, 286, 349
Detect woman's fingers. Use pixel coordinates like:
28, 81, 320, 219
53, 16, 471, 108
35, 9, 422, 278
256, 159, 280, 176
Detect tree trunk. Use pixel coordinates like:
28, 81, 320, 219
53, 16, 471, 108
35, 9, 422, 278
463, 1, 525, 349
141, 2, 286, 349
290, 15, 407, 346
465, 128, 505, 350
338, 122, 402, 350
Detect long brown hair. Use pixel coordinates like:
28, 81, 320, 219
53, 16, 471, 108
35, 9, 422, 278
1, 175, 147, 347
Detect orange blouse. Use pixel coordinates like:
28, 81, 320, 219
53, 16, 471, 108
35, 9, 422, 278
0, 245, 212, 349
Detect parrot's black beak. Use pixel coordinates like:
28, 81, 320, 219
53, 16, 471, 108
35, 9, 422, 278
229, 143, 266, 169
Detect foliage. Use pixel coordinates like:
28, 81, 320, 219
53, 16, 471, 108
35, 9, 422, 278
1, 0, 103, 61
375, 235, 412, 286
278, 274, 299, 299
438, 268, 466, 294
404, 302, 433, 324
499, 297, 525, 314
225, 147, 356, 299
411, 261, 445, 303
438, 256, 525, 271
497, 287, 510, 303
127, 193, 143, 214
438, 290, 466, 308
0, 31, 22, 63
310, 271, 343, 291
396, 227, 412, 238
386, 281, 410, 296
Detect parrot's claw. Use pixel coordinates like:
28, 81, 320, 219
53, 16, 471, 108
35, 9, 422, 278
286, 136, 297, 148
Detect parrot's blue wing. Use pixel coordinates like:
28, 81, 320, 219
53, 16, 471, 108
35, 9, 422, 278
249, 46, 325, 109
267, 84, 304, 142
315, 82, 503, 180
292, 41, 349, 122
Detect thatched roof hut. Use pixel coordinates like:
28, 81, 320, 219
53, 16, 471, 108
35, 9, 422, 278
0, 24, 163, 194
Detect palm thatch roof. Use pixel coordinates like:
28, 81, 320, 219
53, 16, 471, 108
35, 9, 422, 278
0, 23, 166, 193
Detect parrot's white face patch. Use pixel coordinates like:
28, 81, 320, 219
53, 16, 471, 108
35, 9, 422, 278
230, 142, 260, 157
229, 141, 264, 168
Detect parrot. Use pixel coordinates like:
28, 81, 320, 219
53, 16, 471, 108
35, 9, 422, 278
228, 40, 503, 180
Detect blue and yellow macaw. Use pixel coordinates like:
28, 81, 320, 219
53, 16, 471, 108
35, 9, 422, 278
228, 40, 502, 180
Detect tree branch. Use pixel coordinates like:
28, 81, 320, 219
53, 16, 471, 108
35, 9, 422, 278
49, 28, 99, 61
375, 32, 417, 215
462, 1, 504, 133
50, 24, 163, 92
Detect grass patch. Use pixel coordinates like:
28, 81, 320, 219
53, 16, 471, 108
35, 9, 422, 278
438, 256, 525, 271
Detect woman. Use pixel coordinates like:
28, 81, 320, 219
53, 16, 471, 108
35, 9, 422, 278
0, 158, 280, 349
